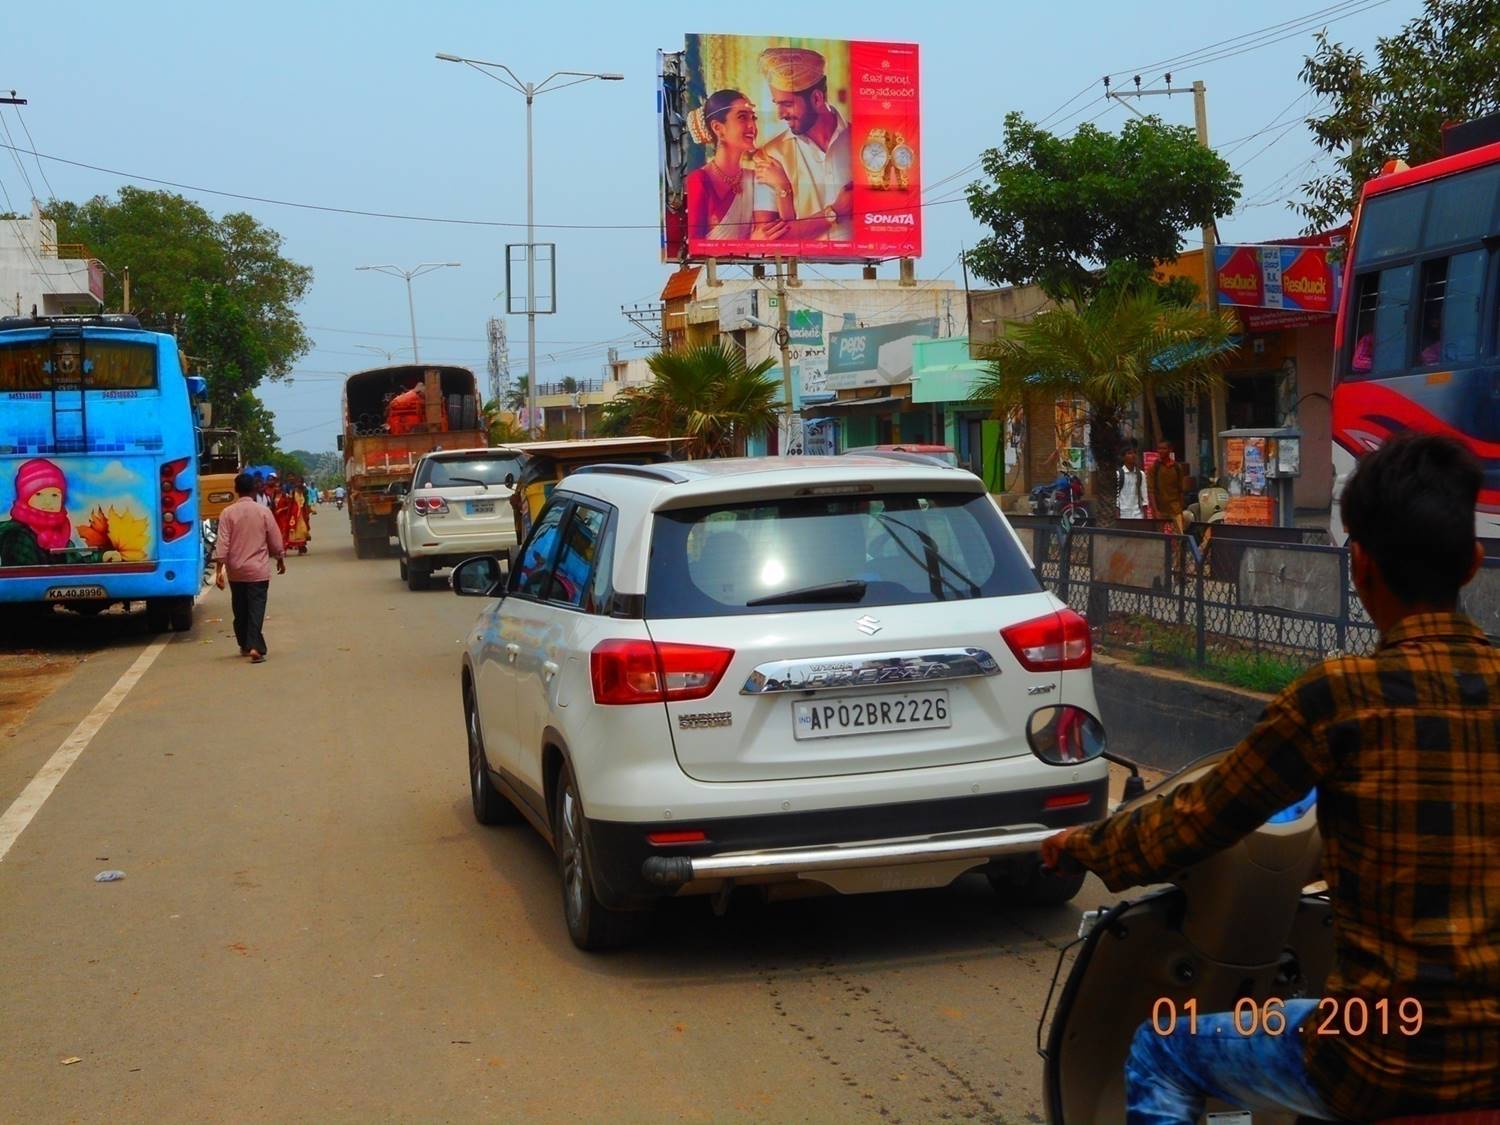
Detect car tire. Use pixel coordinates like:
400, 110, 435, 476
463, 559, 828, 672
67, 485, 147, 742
465, 682, 517, 826
554, 762, 650, 951
405, 558, 429, 591
398, 553, 409, 581
988, 856, 1086, 907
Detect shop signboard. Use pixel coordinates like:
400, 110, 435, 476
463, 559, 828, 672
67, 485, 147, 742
788, 308, 823, 344
660, 33, 922, 263
824, 318, 937, 390
1214, 244, 1341, 315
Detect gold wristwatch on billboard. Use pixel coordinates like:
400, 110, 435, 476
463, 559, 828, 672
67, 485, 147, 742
861, 128, 913, 189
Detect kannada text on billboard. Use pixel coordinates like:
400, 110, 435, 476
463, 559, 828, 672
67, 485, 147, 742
661, 33, 921, 264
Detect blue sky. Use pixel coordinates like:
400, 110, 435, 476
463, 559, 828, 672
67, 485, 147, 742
2, 0, 1414, 451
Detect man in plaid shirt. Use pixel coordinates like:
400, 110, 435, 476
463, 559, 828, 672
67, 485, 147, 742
1044, 435, 1499, 1121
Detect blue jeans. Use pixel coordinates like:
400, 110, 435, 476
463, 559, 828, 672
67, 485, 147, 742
1125, 999, 1338, 1123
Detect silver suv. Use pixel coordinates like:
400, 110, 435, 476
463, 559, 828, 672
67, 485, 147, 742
453, 457, 1109, 949
397, 448, 522, 590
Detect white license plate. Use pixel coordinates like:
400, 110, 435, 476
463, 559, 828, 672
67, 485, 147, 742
467, 500, 496, 515
46, 585, 108, 600
793, 690, 951, 741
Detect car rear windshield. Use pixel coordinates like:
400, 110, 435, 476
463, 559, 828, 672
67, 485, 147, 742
645, 491, 1039, 618
417, 455, 522, 488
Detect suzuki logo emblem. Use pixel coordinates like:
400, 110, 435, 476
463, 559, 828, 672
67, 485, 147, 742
855, 615, 882, 636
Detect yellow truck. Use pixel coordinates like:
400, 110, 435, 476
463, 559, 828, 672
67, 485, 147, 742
339, 364, 486, 558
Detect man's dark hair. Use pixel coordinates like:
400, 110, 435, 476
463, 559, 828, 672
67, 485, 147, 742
1341, 434, 1481, 604
234, 472, 257, 497
796, 77, 829, 112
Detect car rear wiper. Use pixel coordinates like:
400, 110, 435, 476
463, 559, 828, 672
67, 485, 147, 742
447, 475, 489, 490
746, 579, 867, 607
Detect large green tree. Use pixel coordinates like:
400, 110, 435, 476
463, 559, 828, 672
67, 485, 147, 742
965, 114, 1241, 300
601, 344, 779, 458
971, 288, 1238, 521
49, 187, 312, 448
1298, 0, 1500, 231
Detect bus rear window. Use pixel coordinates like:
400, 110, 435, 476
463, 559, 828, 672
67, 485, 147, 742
0, 339, 158, 391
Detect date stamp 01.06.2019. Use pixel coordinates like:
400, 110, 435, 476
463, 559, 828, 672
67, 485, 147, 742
1149, 996, 1424, 1038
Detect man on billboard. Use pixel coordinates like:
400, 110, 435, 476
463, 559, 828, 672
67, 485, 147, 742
756, 47, 853, 241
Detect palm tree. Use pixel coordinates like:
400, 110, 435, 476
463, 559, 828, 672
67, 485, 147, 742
481, 399, 527, 445
611, 343, 780, 458
503, 376, 529, 414
972, 286, 1238, 521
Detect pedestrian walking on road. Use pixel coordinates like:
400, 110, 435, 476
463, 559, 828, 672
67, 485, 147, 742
213, 472, 286, 664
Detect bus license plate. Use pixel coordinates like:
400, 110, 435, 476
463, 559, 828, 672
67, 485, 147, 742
45, 585, 107, 600
468, 500, 496, 515
793, 691, 951, 741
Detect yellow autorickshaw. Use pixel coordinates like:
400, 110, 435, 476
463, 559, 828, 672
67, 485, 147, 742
507, 437, 685, 541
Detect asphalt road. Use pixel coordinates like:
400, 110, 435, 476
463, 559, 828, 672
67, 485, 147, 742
0, 529, 1126, 1123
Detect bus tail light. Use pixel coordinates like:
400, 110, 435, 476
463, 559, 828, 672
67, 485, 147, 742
160, 457, 192, 541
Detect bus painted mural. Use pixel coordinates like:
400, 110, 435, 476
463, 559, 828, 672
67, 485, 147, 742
0, 455, 159, 568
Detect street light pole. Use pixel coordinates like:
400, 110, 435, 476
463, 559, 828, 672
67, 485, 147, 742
354, 262, 462, 363
436, 53, 623, 438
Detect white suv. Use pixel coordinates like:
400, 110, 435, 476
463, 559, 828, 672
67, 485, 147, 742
397, 448, 523, 590
453, 456, 1109, 949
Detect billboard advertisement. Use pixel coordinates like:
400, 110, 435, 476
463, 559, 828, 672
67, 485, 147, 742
660, 33, 921, 263
824, 317, 938, 390
1214, 244, 1341, 316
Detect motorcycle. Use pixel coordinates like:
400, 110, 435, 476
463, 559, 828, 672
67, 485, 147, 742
1028, 722, 1490, 1123
1174, 476, 1228, 565
1030, 473, 1091, 527
201, 517, 218, 579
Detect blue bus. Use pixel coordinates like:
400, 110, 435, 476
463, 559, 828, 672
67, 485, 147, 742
0, 314, 204, 631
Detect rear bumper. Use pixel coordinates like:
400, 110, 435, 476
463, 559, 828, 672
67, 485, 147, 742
587, 779, 1107, 907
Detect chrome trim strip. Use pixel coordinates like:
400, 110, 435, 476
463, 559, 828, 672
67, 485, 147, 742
642, 825, 1053, 885
740, 647, 1000, 695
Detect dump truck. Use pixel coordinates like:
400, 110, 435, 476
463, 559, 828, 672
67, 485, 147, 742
339, 364, 486, 558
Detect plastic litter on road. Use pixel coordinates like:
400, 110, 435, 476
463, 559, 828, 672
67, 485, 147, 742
94, 870, 126, 882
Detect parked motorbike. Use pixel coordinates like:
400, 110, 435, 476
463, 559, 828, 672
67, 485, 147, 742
201, 518, 218, 578
1174, 476, 1228, 563
1029, 726, 1490, 1123
1030, 473, 1091, 527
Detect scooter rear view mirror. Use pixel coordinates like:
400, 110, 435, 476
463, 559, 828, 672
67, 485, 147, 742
1025, 705, 1107, 766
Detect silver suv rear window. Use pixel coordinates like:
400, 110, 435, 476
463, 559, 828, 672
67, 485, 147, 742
416, 455, 522, 488
646, 492, 1039, 618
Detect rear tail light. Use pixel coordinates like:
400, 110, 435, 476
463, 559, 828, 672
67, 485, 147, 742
1001, 608, 1091, 671
414, 496, 449, 516
1043, 791, 1093, 810
160, 457, 192, 541
590, 639, 734, 705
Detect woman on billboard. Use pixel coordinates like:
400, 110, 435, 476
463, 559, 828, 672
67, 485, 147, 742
685, 90, 795, 244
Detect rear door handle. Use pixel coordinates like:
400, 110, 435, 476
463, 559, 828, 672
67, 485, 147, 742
542, 660, 559, 682
505, 643, 519, 664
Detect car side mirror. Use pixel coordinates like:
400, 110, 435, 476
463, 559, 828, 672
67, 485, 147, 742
452, 555, 504, 597
1025, 705, 1106, 766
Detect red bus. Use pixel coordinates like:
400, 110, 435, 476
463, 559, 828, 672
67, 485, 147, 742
1330, 113, 1500, 541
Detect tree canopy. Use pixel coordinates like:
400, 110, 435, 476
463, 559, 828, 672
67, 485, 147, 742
600, 343, 779, 458
964, 113, 1241, 300
1298, 0, 1500, 231
971, 287, 1238, 520
49, 187, 312, 456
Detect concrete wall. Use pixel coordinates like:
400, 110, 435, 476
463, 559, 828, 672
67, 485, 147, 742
0, 205, 103, 316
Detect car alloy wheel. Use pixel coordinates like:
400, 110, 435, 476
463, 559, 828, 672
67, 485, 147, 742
464, 685, 512, 825
559, 782, 587, 929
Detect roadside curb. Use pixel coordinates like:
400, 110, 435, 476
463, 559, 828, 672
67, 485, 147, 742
1091, 653, 1272, 772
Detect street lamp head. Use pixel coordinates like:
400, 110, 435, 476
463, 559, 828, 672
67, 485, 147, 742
435, 52, 464, 63
598, 73, 625, 81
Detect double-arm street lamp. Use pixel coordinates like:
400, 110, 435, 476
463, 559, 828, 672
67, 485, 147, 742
354, 262, 462, 362
435, 52, 622, 436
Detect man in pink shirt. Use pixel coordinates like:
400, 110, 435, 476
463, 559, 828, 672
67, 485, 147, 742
213, 472, 286, 663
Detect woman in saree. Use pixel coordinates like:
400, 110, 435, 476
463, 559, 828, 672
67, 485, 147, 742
684, 89, 795, 244
270, 479, 295, 551
287, 484, 311, 555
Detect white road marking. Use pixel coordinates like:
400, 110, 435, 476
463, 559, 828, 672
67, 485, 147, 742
0, 638, 170, 865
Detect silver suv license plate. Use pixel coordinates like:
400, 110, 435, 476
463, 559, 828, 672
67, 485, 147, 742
793, 690, 951, 741
468, 500, 495, 515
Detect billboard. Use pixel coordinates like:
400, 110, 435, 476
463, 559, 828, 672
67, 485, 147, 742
1214, 244, 1341, 317
660, 33, 922, 263
824, 317, 937, 390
